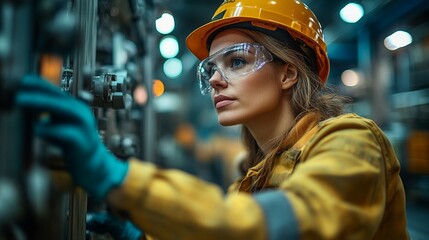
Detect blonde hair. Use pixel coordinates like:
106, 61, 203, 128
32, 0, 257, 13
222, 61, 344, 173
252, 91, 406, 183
236, 29, 350, 189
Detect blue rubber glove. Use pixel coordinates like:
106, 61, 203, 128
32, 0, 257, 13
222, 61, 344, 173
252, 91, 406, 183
86, 212, 142, 240
16, 75, 128, 199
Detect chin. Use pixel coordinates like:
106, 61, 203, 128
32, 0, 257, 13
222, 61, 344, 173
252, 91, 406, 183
217, 115, 242, 126
218, 121, 235, 126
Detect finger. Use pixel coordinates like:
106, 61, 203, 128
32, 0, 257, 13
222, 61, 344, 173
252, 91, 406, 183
19, 75, 93, 115
16, 88, 94, 125
86, 213, 110, 234
35, 122, 95, 150
20, 75, 65, 97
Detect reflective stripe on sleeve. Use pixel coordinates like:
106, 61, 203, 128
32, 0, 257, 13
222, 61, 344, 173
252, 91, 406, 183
253, 190, 299, 240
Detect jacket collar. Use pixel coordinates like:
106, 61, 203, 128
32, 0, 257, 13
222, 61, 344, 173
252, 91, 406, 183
278, 112, 321, 151
237, 112, 321, 191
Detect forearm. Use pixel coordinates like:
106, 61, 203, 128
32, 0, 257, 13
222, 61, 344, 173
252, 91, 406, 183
107, 159, 267, 240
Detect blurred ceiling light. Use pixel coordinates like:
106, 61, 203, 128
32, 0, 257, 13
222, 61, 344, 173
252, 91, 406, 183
384, 31, 413, 51
339, 3, 364, 23
156, 12, 175, 34
341, 69, 360, 87
163, 58, 182, 79
153, 79, 165, 97
159, 36, 179, 58
133, 84, 148, 105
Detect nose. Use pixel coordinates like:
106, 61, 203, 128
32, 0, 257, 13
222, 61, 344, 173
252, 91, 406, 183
209, 69, 228, 92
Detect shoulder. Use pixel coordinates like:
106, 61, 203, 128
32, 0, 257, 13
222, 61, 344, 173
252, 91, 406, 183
320, 113, 376, 127
300, 113, 387, 167
303, 113, 385, 156
315, 113, 386, 137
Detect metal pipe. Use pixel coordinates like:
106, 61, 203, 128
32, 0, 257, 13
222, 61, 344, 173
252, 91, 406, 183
68, 0, 99, 239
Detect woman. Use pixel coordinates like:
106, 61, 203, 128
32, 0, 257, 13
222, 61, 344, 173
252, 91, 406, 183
17, 0, 409, 239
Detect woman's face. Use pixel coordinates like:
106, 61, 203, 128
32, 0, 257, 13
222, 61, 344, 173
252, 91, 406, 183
208, 29, 285, 127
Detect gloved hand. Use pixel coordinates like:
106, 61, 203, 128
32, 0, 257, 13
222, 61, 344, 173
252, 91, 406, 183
86, 212, 142, 240
16, 75, 128, 199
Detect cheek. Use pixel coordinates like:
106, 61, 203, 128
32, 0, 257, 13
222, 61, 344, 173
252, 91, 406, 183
241, 70, 282, 104
238, 73, 283, 112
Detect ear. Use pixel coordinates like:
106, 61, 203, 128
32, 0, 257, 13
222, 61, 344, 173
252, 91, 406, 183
280, 64, 298, 90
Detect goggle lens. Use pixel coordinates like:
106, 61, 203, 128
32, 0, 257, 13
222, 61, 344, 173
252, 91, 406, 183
197, 43, 273, 95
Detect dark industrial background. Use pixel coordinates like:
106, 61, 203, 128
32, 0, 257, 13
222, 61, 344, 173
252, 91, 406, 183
0, 0, 428, 239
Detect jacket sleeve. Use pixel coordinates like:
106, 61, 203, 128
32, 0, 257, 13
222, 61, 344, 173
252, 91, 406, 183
106, 159, 268, 240
280, 117, 388, 239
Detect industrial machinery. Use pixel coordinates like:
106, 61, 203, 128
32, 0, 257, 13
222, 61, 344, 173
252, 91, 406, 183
0, 0, 157, 239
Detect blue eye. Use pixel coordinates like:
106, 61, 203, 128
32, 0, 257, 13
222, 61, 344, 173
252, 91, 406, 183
231, 58, 246, 69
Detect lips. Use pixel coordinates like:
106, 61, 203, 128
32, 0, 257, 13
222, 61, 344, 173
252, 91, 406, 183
213, 95, 235, 109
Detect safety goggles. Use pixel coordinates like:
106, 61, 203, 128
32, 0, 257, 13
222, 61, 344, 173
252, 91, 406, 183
197, 43, 274, 95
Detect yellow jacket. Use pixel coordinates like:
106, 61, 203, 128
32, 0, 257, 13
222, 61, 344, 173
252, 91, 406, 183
107, 113, 409, 240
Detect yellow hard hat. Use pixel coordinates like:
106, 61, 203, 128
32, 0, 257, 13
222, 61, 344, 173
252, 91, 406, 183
186, 0, 330, 83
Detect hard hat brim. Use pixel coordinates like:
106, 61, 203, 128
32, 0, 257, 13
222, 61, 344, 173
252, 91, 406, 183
186, 18, 252, 61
